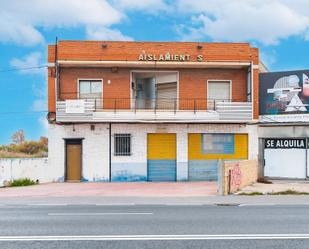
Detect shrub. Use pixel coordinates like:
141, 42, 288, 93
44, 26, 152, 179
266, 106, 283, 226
18, 141, 41, 154
0, 130, 48, 157
10, 178, 37, 187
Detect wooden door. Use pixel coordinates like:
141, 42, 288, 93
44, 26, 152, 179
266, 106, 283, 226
66, 140, 82, 181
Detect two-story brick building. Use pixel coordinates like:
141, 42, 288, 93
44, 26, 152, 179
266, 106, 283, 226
47, 41, 260, 182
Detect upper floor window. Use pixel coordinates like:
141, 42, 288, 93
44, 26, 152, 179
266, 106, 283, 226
79, 80, 102, 99
207, 80, 231, 101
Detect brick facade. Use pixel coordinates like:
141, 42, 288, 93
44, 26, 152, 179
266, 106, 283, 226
57, 67, 247, 103
48, 41, 258, 63
48, 41, 259, 117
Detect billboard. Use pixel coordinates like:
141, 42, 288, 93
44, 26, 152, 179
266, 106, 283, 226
259, 70, 309, 122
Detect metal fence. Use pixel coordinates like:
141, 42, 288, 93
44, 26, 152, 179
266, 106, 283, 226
58, 97, 237, 112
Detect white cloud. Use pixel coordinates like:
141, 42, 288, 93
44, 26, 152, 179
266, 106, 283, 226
0, 13, 44, 46
10, 52, 44, 74
31, 99, 47, 112
30, 82, 47, 113
2, 0, 309, 48
113, 0, 168, 12
260, 51, 277, 68
175, 0, 309, 45
38, 115, 48, 134
0, 0, 127, 46
86, 26, 133, 40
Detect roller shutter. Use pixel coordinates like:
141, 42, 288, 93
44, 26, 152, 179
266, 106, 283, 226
156, 82, 177, 109
264, 138, 307, 179
147, 133, 176, 181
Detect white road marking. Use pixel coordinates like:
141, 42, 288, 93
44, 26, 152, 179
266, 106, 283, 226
1, 234, 309, 241
239, 203, 277, 207
95, 203, 136, 206
164, 203, 204, 206
27, 204, 68, 206
239, 203, 309, 207
47, 212, 153, 216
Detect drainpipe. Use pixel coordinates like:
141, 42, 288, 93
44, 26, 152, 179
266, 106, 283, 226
55, 37, 60, 101
109, 123, 112, 182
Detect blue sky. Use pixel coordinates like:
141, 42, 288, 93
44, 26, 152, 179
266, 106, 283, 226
0, 0, 309, 144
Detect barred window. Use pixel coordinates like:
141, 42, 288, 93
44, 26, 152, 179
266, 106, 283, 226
114, 134, 131, 156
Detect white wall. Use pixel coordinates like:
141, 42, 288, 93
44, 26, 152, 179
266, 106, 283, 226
49, 123, 258, 182
258, 125, 309, 138
48, 123, 110, 182
0, 158, 52, 187
264, 149, 306, 178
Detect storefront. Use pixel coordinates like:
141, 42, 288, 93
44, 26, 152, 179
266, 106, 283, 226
259, 69, 309, 179
48, 123, 257, 182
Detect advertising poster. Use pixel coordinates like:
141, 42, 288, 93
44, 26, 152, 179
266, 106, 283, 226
259, 70, 309, 122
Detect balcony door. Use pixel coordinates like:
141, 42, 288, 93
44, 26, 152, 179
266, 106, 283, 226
133, 72, 178, 110
136, 77, 156, 109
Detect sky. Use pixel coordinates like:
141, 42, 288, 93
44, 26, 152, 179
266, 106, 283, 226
0, 0, 309, 144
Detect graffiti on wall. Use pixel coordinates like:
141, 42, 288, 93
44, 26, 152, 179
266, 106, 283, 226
230, 163, 242, 192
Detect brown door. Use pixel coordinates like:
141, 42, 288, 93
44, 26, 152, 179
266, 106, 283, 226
66, 140, 82, 181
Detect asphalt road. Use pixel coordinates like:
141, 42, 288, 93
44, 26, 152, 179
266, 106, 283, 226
0, 204, 309, 248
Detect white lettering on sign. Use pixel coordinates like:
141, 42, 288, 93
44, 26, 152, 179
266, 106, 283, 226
138, 53, 203, 62
65, 100, 85, 113
265, 138, 306, 149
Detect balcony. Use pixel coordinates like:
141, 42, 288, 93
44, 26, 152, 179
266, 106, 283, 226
56, 98, 253, 123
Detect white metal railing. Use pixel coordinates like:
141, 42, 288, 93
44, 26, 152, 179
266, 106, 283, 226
216, 102, 252, 120
55, 99, 253, 122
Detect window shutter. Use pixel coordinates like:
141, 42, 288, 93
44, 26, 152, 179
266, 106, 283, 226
208, 81, 231, 101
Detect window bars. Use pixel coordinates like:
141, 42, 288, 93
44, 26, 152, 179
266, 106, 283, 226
114, 134, 131, 156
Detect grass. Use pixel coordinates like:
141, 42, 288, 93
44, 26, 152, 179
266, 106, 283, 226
0, 150, 46, 158
10, 178, 37, 187
238, 191, 264, 196
268, 189, 309, 195
239, 189, 309, 196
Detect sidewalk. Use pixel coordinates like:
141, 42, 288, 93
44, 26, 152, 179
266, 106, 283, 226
0, 182, 218, 198
238, 180, 309, 194
0, 181, 309, 206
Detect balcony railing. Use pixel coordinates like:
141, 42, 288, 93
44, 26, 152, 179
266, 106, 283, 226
58, 98, 237, 112
56, 98, 253, 122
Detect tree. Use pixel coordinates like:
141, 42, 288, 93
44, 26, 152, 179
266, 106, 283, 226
39, 136, 48, 146
11, 130, 25, 145
39, 136, 48, 151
